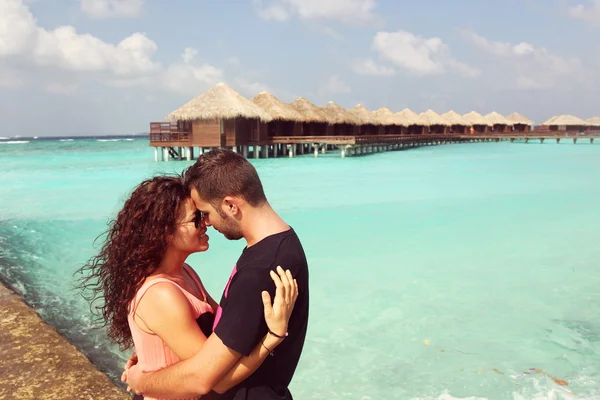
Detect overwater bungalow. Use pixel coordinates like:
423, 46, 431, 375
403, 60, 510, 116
506, 112, 534, 133
441, 110, 469, 134
349, 104, 380, 135
585, 117, 600, 133
289, 97, 331, 136
485, 112, 513, 133
374, 107, 406, 134
420, 110, 449, 134
321, 101, 362, 136
396, 108, 427, 134
151, 82, 272, 159
252, 91, 304, 138
539, 115, 588, 134
463, 111, 492, 133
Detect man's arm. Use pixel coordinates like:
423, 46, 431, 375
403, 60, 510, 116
126, 267, 294, 398
128, 332, 241, 398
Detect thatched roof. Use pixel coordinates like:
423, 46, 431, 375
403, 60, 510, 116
507, 112, 534, 126
373, 107, 401, 125
289, 97, 330, 123
166, 82, 272, 122
251, 92, 304, 122
441, 110, 468, 126
349, 104, 379, 125
541, 116, 558, 125
544, 115, 589, 126
420, 110, 449, 126
586, 117, 600, 126
321, 101, 363, 125
396, 108, 427, 126
463, 111, 492, 126
485, 112, 513, 126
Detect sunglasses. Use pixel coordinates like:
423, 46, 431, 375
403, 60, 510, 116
192, 211, 205, 229
180, 211, 204, 229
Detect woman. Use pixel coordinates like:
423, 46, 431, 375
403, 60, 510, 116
77, 176, 297, 399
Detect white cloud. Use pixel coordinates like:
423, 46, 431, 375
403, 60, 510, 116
568, 0, 600, 25
254, 0, 290, 21
182, 47, 198, 63
233, 78, 271, 97
254, 0, 377, 25
372, 31, 480, 78
351, 58, 395, 76
323, 75, 351, 94
34, 28, 159, 75
0, 0, 225, 95
462, 30, 586, 89
80, 0, 143, 19
163, 61, 223, 95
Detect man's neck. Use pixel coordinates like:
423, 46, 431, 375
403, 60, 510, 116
242, 202, 290, 248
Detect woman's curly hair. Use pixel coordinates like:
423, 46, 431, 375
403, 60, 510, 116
76, 175, 189, 350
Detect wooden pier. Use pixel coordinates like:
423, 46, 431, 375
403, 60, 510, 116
149, 130, 600, 161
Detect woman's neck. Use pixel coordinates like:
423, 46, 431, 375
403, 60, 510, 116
156, 248, 189, 276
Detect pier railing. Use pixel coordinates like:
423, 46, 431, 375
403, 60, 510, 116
149, 132, 190, 143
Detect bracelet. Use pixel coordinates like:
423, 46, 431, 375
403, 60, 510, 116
268, 329, 288, 340
261, 340, 275, 356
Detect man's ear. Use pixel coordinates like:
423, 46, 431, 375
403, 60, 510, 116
222, 196, 239, 216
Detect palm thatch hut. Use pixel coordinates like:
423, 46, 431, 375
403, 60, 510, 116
585, 117, 600, 133
395, 108, 427, 134
484, 112, 513, 133
541, 115, 588, 133
289, 97, 331, 136
420, 110, 449, 134
321, 101, 362, 136
441, 110, 469, 134
165, 82, 272, 147
463, 111, 491, 133
374, 107, 407, 135
252, 91, 304, 138
506, 112, 534, 132
348, 104, 380, 135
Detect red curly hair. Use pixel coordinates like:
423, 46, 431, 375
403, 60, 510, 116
76, 175, 189, 350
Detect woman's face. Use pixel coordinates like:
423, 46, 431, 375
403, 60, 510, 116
170, 197, 209, 253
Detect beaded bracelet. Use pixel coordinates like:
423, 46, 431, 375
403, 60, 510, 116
268, 329, 288, 340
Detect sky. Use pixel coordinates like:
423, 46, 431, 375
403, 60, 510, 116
1, 0, 600, 136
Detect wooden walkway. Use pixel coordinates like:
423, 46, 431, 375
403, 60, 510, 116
150, 132, 599, 161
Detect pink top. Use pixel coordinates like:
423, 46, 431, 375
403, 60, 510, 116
127, 265, 213, 400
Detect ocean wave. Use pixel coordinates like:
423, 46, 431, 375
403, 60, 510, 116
59, 139, 74, 142
0, 141, 30, 144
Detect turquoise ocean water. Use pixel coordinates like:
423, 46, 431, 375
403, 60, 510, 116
1, 137, 599, 399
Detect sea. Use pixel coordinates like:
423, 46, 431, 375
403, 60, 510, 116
1, 135, 599, 400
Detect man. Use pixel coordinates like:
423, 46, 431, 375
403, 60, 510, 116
124, 148, 310, 400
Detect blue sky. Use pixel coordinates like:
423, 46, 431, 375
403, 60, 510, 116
1, 0, 599, 136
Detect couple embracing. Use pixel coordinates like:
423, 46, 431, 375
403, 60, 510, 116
79, 148, 309, 399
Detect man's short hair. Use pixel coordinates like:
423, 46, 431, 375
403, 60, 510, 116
183, 148, 267, 207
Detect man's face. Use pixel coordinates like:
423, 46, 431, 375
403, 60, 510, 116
190, 188, 243, 241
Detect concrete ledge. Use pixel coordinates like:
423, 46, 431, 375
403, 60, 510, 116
0, 283, 130, 400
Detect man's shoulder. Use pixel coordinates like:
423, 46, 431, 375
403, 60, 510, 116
240, 229, 305, 269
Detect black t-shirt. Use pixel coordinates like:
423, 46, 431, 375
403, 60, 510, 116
211, 228, 309, 400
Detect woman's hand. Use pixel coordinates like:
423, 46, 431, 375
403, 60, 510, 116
261, 266, 298, 341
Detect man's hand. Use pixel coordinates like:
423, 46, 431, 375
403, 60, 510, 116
123, 363, 146, 395
122, 352, 138, 381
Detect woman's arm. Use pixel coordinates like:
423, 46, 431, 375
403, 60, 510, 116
134, 268, 297, 393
